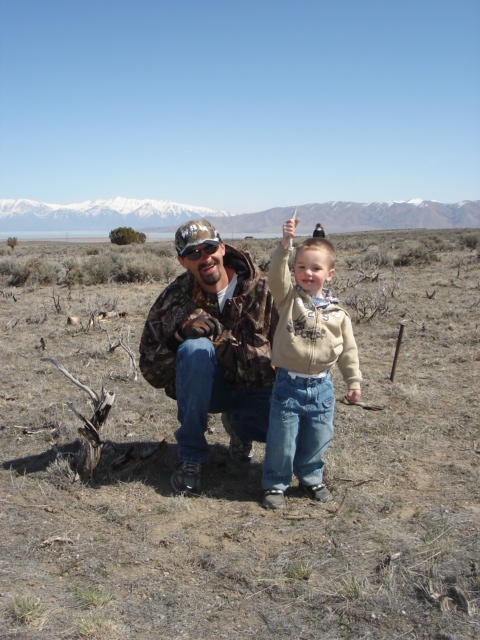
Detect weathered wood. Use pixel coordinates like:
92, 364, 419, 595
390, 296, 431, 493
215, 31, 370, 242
390, 321, 406, 382
42, 357, 115, 479
110, 439, 167, 475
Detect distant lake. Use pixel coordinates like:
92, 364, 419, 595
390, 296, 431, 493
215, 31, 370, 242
0, 230, 280, 242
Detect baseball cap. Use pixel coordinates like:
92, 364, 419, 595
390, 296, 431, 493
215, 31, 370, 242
175, 219, 222, 257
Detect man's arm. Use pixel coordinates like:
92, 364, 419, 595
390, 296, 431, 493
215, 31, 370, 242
139, 280, 191, 390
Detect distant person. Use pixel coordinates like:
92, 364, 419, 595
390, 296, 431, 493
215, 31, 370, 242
313, 223, 325, 238
139, 219, 278, 495
261, 217, 362, 509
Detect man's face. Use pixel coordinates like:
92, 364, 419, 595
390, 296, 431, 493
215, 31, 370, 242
178, 242, 226, 288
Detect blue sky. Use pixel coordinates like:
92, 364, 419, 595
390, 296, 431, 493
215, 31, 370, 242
1, 0, 479, 213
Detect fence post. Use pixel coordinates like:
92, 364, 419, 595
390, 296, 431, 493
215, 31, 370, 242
390, 321, 406, 382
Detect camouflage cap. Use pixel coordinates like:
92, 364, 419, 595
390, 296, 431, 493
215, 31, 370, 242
175, 219, 222, 257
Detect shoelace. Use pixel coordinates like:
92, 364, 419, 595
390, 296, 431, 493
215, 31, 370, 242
182, 462, 201, 475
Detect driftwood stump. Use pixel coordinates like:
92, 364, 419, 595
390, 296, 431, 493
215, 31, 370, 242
42, 357, 165, 480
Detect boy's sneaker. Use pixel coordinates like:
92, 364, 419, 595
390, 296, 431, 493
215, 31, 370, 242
300, 483, 333, 503
170, 461, 201, 495
221, 413, 255, 463
262, 489, 285, 509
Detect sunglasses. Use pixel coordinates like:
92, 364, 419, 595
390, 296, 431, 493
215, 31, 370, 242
183, 244, 219, 261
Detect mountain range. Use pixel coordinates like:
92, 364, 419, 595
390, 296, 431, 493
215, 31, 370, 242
0, 197, 479, 235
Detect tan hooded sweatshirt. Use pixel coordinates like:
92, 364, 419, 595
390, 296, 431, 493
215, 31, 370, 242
268, 244, 362, 390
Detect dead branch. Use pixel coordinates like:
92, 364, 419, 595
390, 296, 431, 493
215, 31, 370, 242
326, 479, 376, 517
65, 403, 104, 478
339, 398, 385, 411
6, 318, 20, 329
470, 298, 480, 309
42, 357, 115, 478
109, 439, 167, 475
51, 291, 62, 313
11, 425, 56, 435
100, 324, 138, 380
345, 286, 395, 322
415, 580, 472, 615
405, 312, 425, 330
284, 514, 324, 520
41, 536, 74, 547
41, 357, 98, 405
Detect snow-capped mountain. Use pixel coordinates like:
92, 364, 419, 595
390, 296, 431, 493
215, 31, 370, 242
0, 197, 232, 232
0, 197, 478, 235
210, 199, 480, 235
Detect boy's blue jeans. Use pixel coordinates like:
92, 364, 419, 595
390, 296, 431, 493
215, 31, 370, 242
262, 367, 335, 492
175, 338, 271, 463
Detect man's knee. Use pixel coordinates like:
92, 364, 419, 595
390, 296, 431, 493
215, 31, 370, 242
177, 337, 216, 364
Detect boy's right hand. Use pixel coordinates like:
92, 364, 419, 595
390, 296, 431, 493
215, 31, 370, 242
281, 218, 300, 249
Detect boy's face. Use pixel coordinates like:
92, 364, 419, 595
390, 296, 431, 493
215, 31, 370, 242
294, 246, 335, 297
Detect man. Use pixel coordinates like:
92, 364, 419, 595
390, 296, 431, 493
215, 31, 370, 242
139, 220, 278, 495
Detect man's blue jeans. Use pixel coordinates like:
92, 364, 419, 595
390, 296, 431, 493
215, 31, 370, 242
262, 367, 335, 491
175, 338, 271, 463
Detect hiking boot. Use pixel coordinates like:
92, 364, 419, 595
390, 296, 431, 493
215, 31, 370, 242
262, 489, 285, 509
221, 413, 255, 463
229, 430, 255, 463
300, 483, 333, 503
170, 461, 201, 495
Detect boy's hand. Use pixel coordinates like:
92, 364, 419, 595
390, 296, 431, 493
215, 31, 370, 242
281, 218, 300, 249
345, 389, 362, 404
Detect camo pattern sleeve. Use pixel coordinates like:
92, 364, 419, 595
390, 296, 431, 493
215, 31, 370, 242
139, 273, 197, 397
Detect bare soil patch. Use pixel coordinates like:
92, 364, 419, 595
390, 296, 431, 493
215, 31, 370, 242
1, 229, 479, 639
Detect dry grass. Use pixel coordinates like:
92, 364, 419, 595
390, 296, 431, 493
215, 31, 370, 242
1, 228, 479, 639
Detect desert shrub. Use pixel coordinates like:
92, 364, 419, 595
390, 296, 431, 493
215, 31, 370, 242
3, 257, 60, 286
346, 251, 390, 276
64, 258, 85, 286
109, 226, 145, 245
234, 239, 275, 271
116, 255, 164, 283
0, 257, 14, 279
459, 232, 479, 250
344, 284, 397, 322
80, 250, 167, 284
393, 243, 438, 266
422, 234, 453, 252
252, 250, 272, 272
147, 244, 177, 258
83, 253, 122, 284
7, 237, 18, 250
161, 257, 182, 283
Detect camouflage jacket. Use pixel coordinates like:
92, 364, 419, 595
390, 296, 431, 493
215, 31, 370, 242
139, 245, 278, 399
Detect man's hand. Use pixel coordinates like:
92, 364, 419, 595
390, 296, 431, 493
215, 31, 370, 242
179, 312, 222, 340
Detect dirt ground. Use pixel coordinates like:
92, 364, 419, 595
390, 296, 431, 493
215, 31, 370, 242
0, 229, 479, 639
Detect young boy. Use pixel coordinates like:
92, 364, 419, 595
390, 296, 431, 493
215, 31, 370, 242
262, 217, 362, 509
